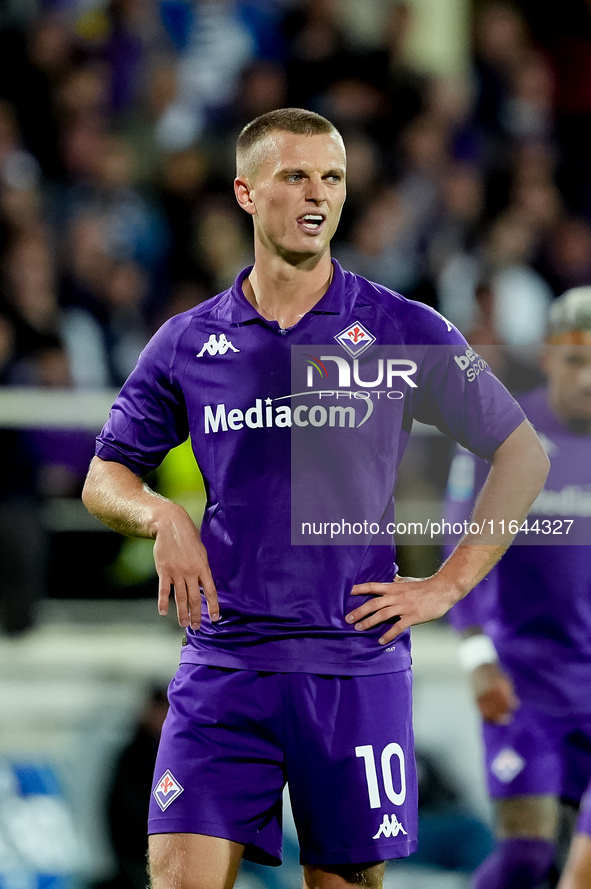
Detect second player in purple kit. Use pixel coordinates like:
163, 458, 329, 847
446, 287, 591, 889
82, 108, 549, 889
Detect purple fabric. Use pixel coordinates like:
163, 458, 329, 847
446, 386, 591, 716
97, 261, 524, 675
578, 782, 591, 837
471, 838, 555, 889
149, 664, 418, 865
481, 705, 591, 801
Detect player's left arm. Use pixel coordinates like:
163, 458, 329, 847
346, 419, 549, 645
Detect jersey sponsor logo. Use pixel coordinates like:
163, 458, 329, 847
197, 333, 240, 357
335, 321, 376, 357
203, 395, 374, 433
490, 747, 525, 784
454, 347, 488, 382
305, 355, 417, 389
372, 813, 408, 839
153, 770, 184, 811
530, 484, 591, 517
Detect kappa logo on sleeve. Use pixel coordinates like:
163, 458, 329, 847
153, 770, 184, 811
335, 321, 376, 358
197, 333, 240, 357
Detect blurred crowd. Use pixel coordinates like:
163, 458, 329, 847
2, 0, 591, 393
1, 0, 591, 629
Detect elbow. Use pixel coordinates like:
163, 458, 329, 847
81, 457, 102, 516
532, 437, 551, 488
520, 424, 550, 496
81, 475, 97, 515
539, 448, 551, 483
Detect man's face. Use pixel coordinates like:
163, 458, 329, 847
236, 131, 346, 264
543, 342, 591, 429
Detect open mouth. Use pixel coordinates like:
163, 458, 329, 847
297, 214, 326, 233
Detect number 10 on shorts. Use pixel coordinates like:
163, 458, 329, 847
355, 744, 406, 809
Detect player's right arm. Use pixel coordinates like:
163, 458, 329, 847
82, 456, 218, 630
459, 630, 520, 724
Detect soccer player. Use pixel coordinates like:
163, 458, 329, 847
445, 286, 591, 889
81, 108, 549, 889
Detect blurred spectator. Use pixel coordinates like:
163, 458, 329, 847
517, 0, 591, 216
156, 145, 211, 284
101, 258, 150, 384
468, 1, 537, 167
397, 111, 453, 245
192, 195, 253, 293
22, 341, 98, 499
282, 0, 358, 112
437, 208, 553, 344
0, 312, 47, 635
332, 129, 381, 245
365, 0, 430, 159
2, 232, 109, 387
537, 215, 591, 298
154, 0, 272, 151
0, 10, 73, 179
335, 185, 422, 296
58, 131, 170, 280
426, 160, 486, 280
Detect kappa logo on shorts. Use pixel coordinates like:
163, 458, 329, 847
153, 770, 184, 811
372, 813, 408, 839
334, 321, 376, 358
490, 747, 526, 784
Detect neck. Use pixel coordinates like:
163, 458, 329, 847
243, 251, 334, 329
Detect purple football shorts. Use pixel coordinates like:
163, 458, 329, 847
482, 702, 591, 803
577, 782, 591, 837
148, 664, 417, 866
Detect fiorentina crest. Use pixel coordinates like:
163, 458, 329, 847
153, 769, 184, 811
334, 321, 376, 358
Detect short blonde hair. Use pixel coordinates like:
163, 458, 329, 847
548, 287, 591, 339
236, 107, 344, 178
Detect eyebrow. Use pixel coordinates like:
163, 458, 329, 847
278, 167, 345, 177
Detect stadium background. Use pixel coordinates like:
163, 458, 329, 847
1, 0, 590, 886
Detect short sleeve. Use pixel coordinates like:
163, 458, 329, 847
95, 320, 190, 476
409, 331, 526, 460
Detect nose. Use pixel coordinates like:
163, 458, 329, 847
305, 174, 327, 204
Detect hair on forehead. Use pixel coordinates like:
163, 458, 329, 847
548, 287, 591, 337
236, 107, 344, 178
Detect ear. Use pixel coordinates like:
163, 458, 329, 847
539, 345, 551, 376
234, 176, 256, 216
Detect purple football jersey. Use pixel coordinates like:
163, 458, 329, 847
96, 261, 524, 675
446, 386, 591, 715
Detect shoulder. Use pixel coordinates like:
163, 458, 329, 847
131, 287, 236, 385
343, 269, 467, 346
144, 287, 234, 352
